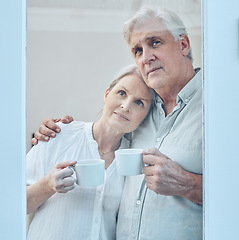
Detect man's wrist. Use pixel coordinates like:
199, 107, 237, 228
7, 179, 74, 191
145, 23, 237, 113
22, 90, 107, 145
182, 172, 203, 205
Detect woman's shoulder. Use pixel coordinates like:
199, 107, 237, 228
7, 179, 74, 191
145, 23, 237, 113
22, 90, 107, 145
55, 121, 93, 141
56, 120, 86, 132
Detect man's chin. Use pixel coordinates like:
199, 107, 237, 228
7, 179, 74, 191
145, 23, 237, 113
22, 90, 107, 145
146, 77, 159, 87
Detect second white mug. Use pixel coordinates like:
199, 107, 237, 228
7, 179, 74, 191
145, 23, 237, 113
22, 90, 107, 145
115, 149, 144, 176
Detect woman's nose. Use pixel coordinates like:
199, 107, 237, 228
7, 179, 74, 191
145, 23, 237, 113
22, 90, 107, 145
121, 100, 131, 112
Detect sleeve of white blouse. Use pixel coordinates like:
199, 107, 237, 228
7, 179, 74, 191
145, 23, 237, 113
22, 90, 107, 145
26, 141, 50, 186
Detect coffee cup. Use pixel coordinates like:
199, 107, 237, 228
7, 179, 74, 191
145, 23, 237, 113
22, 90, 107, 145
115, 149, 144, 176
70, 159, 105, 187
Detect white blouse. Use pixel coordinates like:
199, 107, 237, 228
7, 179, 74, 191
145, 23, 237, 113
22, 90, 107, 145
26, 121, 127, 240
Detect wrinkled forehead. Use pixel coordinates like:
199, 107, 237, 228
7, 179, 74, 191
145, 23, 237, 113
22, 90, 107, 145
129, 19, 170, 47
129, 18, 169, 45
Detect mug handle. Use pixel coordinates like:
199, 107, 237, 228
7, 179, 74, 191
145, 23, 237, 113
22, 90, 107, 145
68, 165, 77, 183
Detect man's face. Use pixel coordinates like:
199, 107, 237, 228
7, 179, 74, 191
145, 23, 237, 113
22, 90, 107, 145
129, 18, 189, 96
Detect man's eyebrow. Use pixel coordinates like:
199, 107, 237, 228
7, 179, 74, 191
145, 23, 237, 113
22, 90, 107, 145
145, 36, 159, 42
131, 36, 160, 51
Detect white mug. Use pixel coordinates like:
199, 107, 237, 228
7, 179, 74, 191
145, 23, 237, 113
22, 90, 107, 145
70, 159, 105, 187
115, 149, 144, 176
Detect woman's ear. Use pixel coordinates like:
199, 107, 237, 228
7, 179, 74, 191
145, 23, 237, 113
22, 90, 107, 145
180, 34, 190, 57
104, 88, 110, 103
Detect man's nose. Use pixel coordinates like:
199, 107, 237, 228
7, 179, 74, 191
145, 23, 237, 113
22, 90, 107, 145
142, 48, 155, 65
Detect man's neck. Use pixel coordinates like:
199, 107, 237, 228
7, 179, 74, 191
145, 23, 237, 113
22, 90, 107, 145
162, 99, 177, 116
158, 64, 196, 116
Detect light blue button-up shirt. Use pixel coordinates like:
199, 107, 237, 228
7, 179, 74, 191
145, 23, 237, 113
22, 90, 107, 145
116, 70, 203, 240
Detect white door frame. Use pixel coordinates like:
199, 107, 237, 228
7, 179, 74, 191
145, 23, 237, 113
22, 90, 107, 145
1, 0, 239, 239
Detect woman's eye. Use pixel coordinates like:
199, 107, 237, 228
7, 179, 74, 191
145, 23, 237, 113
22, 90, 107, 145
118, 90, 126, 96
136, 100, 144, 107
135, 48, 142, 56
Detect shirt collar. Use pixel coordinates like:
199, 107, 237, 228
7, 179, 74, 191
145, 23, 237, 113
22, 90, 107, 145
177, 68, 202, 105
154, 68, 202, 105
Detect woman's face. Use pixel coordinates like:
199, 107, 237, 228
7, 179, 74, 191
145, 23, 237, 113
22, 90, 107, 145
102, 73, 153, 134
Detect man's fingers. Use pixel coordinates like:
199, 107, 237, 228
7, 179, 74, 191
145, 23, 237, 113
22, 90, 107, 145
143, 154, 160, 166
42, 118, 61, 134
31, 138, 38, 146
39, 124, 57, 138
143, 147, 163, 156
54, 118, 61, 123
60, 115, 74, 124
145, 175, 154, 185
34, 131, 50, 142
142, 148, 168, 165
143, 165, 155, 176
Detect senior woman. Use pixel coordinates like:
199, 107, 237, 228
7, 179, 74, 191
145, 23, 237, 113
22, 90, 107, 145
27, 64, 155, 240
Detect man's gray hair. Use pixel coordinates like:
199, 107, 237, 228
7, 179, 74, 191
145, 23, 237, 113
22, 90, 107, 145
123, 6, 193, 62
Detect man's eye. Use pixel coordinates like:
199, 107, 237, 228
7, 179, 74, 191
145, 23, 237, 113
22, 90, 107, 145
136, 100, 144, 107
152, 40, 160, 46
118, 90, 126, 96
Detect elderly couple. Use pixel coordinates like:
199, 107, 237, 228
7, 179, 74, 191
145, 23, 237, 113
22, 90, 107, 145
27, 6, 203, 240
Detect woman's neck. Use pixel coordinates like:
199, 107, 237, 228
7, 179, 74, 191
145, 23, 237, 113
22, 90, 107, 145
92, 119, 124, 166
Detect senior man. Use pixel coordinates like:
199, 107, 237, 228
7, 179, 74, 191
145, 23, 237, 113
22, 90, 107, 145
116, 7, 202, 240
33, 6, 203, 240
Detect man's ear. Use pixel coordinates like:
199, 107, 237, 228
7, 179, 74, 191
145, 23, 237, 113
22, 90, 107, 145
104, 88, 110, 103
180, 34, 190, 57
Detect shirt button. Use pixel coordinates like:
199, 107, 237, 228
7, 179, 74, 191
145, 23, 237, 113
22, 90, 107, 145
132, 233, 136, 239
160, 110, 163, 115
185, 98, 189, 102
156, 138, 161, 142
136, 200, 141, 205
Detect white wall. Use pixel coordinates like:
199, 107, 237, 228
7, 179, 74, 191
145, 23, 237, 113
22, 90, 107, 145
26, 30, 134, 151
26, 9, 202, 151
